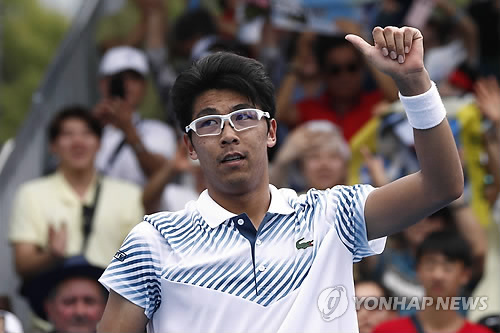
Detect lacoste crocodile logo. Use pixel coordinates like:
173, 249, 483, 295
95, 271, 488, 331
296, 237, 314, 250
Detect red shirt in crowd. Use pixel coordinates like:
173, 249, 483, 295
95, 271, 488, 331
373, 316, 493, 333
296, 90, 383, 141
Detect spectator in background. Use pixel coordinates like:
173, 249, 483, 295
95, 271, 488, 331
94, 46, 177, 186
355, 280, 396, 333
373, 231, 492, 333
277, 32, 398, 141
9, 107, 144, 279
21, 256, 107, 333
269, 120, 350, 191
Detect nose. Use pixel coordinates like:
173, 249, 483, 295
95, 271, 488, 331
219, 119, 239, 146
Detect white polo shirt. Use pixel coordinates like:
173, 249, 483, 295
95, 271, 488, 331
95, 114, 176, 186
100, 184, 386, 333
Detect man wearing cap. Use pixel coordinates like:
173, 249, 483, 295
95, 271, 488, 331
94, 46, 177, 186
22, 256, 107, 333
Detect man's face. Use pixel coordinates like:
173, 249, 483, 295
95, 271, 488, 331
185, 89, 277, 196
301, 146, 347, 190
324, 45, 363, 101
45, 278, 107, 333
355, 282, 394, 333
51, 118, 100, 172
417, 253, 470, 299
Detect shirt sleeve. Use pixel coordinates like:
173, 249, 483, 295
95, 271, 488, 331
329, 184, 386, 262
99, 222, 163, 319
8, 184, 46, 246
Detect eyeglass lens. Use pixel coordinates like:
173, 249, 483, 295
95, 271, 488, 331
195, 109, 260, 136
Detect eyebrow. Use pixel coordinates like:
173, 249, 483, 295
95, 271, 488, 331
194, 103, 256, 119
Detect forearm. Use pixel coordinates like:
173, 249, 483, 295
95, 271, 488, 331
145, 10, 166, 50
366, 72, 463, 239
401, 72, 463, 207
275, 73, 300, 125
142, 163, 177, 214
452, 204, 487, 266
124, 128, 169, 178
15, 246, 62, 278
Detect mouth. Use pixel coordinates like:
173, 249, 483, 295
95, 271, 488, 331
220, 152, 246, 164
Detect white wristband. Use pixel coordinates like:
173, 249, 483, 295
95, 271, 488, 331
399, 81, 446, 129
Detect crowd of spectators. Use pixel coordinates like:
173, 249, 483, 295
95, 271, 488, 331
2, 0, 500, 332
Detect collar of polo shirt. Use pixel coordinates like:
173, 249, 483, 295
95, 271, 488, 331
196, 185, 295, 228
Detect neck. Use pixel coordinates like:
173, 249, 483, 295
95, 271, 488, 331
59, 166, 96, 199
418, 301, 464, 332
329, 96, 357, 116
208, 180, 271, 230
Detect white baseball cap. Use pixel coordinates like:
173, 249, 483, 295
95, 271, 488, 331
99, 46, 149, 77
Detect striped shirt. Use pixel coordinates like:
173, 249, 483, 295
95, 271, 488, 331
100, 184, 386, 332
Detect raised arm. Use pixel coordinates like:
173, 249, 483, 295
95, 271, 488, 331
346, 26, 463, 240
97, 290, 148, 333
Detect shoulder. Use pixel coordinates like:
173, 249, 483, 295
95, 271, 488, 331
15, 174, 58, 196
144, 205, 199, 234
373, 317, 414, 333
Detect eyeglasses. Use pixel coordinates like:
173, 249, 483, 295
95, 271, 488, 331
326, 62, 361, 76
185, 108, 270, 137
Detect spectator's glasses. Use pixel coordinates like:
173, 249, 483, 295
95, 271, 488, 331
326, 62, 361, 75
185, 108, 270, 137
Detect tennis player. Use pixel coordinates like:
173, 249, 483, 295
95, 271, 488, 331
97, 26, 463, 333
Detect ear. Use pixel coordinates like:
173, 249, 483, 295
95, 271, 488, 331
267, 119, 277, 148
183, 134, 198, 160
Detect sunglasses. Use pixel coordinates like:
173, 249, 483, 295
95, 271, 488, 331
185, 108, 270, 137
325, 62, 361, 75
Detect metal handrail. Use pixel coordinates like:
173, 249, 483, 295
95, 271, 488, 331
0, 0, 102, 182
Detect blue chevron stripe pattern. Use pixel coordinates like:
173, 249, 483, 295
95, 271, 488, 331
99, 184, 376, 318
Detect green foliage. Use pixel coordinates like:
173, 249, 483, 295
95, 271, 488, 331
0, 0, 68, 143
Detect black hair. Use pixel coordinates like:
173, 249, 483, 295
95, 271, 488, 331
314, 34, 362, 69
48, 106, 102, 143
173, 8, 217, 43
416, 230, 472, 268
170, 51, 275, 132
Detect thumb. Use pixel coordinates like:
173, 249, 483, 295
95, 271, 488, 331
345, 34, 372, 55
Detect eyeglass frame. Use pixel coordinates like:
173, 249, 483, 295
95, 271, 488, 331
185, 108, 271, 137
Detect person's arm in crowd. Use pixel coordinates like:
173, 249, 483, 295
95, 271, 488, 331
360, 146, 390, 187
94, 99, 169, 178
475, 77, 500, 203
450, 196, 487, 278
337, 19, 399, 102
347, 26, 463, 240
98, 290, 148, 333
435, 0, 479, 66
269, 125, 321, 188
142, 144, 191, 214
275, 32, 316, 126
14, 224, 66, 278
